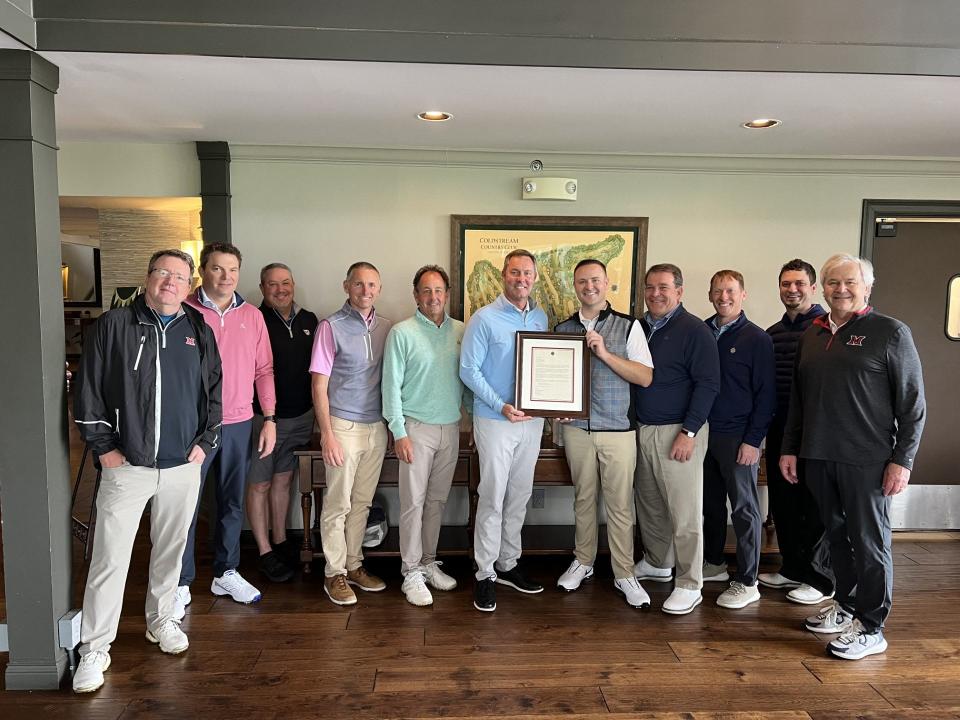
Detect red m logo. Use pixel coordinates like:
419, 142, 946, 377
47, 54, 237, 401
846, 335, 865, 347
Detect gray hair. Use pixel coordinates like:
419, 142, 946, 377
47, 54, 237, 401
820, 253, 875, 288
148, 249, 195, 277
260, 262, 293, 285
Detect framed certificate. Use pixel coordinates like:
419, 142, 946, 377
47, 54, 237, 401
514, 332, 591, 418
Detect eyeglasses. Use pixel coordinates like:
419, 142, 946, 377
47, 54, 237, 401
150, 268, 192, 285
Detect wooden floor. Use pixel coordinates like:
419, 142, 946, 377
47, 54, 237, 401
2, 428, 960, 718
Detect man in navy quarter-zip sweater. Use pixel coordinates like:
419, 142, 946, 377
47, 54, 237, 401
701, 270, 776, 610
633, 263, 720, 616
781, 253, 925, 661
72, 249, 222, 693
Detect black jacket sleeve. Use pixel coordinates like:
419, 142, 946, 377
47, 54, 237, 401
887, 325, 926, 469
73, 315, 119, 458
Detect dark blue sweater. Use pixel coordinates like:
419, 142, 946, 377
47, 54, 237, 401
705, 313, 776, 447
634, 304, 720, 433
765, 304, 826, 423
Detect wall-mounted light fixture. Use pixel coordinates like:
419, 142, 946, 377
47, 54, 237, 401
521, 177, 578, 201
61, 265, 70, 299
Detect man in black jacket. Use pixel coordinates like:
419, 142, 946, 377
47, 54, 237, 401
72, 249, 222, 693
246, 263, 318, 582
759, 259, 834, 605
781, 253, 925, 660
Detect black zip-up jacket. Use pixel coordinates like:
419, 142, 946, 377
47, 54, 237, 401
74, 294, 223, 467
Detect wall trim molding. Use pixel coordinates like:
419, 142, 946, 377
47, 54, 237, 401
230, 145, 960, 178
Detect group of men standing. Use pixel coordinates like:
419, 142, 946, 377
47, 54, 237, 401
70, 244, 925, 693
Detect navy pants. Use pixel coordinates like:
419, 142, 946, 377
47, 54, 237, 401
805, 459, 893, 632
703, 432, 762, 585
179, 419, 253, 585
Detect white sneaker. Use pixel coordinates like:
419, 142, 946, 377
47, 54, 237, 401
145, 619, 189, 654
557, 559, 594, 591
717, 581, 761, 609
73, 650, 111, 693
422, 561, 457, 591
172, 585, 191, 621
703, 562, 730, 582
401, 570, 434, 607
758, 572, 801, 589
613, 577, 651, 609
787, 584, 833, 605
805, 602, 854, 634
828, 620, 888, 660
211, 569, 262, 604
662, 587, 702, 615
634, 557, 672, 583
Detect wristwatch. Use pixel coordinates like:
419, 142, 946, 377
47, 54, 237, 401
680, 428, 695, 438
263, 415, 277, 423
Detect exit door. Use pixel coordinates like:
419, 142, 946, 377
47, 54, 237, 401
870, 220, 960, 511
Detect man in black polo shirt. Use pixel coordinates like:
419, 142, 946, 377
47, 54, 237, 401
781, 253, 925, 660
246, 263, 319, 582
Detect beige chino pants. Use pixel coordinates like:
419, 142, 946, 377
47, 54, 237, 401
79, 461, 201, 655
634, 422, 708, 590
320, 416, 388, 577
398, 419, 460, 575
562, 424, 637, 580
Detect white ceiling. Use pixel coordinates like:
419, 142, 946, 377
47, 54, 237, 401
40, 51, 960, 159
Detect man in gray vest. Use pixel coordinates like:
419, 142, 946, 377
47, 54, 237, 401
555, 259, 654, 608
310, 261, 392, 606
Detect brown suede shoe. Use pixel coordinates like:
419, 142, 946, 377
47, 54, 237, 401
346, 566, 386, 592
324, 574, 357, 606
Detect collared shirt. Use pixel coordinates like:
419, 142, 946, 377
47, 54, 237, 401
710, 312, 742, 339
198, 286, 239, 316
644, 303, 682, 338
309, 305, 378, 376
578, 309, 653, 365
827, 305, 871, 335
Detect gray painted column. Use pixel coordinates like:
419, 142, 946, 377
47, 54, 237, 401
0, 49, 72, 690
196, 141, 231, 246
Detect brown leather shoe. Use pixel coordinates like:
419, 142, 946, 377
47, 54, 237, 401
346, 566, 386, 592
324, 574, 357, 606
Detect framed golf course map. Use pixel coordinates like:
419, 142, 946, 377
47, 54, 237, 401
450, 215, 648, 329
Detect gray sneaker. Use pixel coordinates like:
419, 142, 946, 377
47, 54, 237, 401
703, 562, 730, 582
828, 620, 888, 660
805, 601, 854, 634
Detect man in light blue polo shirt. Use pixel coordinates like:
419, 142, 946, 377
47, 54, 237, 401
460, 249, 548, 612
382, 265, 470, 607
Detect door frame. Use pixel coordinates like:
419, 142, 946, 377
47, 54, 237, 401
860, 199, 960, 257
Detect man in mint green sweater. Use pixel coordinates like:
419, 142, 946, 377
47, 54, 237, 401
382, 265, 471, 607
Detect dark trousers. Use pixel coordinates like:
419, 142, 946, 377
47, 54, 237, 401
703, 432, 762, 585
179, 419, 253, 584
766, 422, 834, 594
805, 459, 893, 632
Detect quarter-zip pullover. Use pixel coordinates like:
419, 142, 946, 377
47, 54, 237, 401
186, 287, 276, 424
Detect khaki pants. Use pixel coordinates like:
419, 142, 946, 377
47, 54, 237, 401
562, 425, 637, 580
320, 416, 387, 577
634, 422, 708, 590
80, 462, 201, 655
398, 419, 460, 575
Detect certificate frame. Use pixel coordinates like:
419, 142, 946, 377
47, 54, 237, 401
450, 214, 648, 330
514, 331, 591, 419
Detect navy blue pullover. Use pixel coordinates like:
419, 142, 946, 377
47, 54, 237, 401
634, 304, 720, 433
705, 313, 776, 447
765, 304, 826, 423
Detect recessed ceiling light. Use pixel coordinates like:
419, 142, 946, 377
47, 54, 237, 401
743, 118, 781, 129
418, 111, 453, 122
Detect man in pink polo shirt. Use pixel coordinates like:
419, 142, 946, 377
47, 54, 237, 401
175, 243, 277, 615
